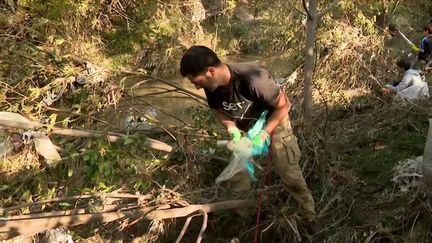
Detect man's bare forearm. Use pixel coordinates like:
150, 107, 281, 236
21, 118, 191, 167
263, 92, 290, 135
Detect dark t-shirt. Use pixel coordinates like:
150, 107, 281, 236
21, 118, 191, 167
204, 63, 280, 130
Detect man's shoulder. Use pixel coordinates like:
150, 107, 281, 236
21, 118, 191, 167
229, 62, 268, 73
228, 62, 270, 81
229, 62, 263, 68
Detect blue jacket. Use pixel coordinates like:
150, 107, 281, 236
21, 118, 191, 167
418, 36, 432, 61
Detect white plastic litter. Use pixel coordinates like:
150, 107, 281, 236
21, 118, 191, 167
124, 109, 158, 129
22, 131, 61, 166
215, 137, 253, 184
44, 228, 73, 243
0, 112, 36, 157
43, 89, 65, 106
391, 156, 423, 192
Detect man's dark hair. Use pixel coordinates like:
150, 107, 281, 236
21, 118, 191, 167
423, 24, 432, 34
180, 46, 222, 77
396, 59, 411, 71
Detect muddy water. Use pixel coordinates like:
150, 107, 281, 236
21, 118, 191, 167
124, 77, 206, 127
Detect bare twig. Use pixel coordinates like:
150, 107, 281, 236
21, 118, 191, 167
175, 215, 194, 243
118, 69, 207, 103
44, 106, 114, 127
133, 97, 192, 127
301, 0, 313, 20
318, 0, 340, 19
314, 199, 355, 236
196, 209, 208, 243
283, 214, 301, 242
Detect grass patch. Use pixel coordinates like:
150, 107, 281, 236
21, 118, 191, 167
344, 130, 426, 183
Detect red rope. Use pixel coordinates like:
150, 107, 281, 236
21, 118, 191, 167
253, 137, 273, 243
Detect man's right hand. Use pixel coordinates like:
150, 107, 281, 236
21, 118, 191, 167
227, 127, 241, 142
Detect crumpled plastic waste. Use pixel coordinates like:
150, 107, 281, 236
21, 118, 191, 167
44, 228, 73, 243
43, 62, 111, 106
0, 112, 61, 165
215, 110, 270, 184
124, 108, 158, 129
216, 137, 254, 184
43, 88, 65, 106
247, 111, 270, 156
22, 131, 62, 166
391, 156, 423, 193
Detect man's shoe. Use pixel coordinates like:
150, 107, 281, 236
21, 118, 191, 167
304, 219, 322, 235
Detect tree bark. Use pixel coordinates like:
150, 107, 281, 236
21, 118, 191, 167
303, 0, 318, 120
302, 0, 340, 120
423, 119, 432, 206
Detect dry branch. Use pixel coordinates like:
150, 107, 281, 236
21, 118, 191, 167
0, 199, 254, 240
0, 118, 173, 153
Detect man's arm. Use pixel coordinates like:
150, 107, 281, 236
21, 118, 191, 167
214, 109, 236, 129
263, 90, 290, 135
393, 72, 412, 91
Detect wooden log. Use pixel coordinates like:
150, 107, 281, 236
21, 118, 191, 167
0, 199, 254, 240
0, 119, 173, 153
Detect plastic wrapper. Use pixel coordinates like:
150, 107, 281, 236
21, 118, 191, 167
215, 111, 270, 184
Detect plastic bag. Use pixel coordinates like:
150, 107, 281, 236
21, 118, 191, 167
423, 119, 432, 204
215, 111, 270, 184
247, 111, 270, 156
215, 137, 254, 184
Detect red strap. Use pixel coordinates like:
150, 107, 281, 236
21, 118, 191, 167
253, 134, 273, 243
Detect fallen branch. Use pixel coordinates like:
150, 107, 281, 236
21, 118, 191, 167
196, 209, 208, 243
174, 209, 209, 243
0, 118, 173, 153
0, 199, 254, 240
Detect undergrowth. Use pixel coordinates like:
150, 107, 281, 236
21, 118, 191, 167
1, 0, 432, 242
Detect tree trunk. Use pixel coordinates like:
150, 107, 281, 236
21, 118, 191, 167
303, 0, 318, 120
302, 0, 339, 120
423, 119, 432, 206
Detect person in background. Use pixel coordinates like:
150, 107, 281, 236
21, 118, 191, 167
417, 24, 432, 63
382, 59, 429, 99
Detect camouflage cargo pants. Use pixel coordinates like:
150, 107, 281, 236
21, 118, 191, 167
230, 116, 315, 218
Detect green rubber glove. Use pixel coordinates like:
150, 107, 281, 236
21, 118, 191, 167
227, 127, 241, 142
251, 130, 269, 146
410, 44, 421, 53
